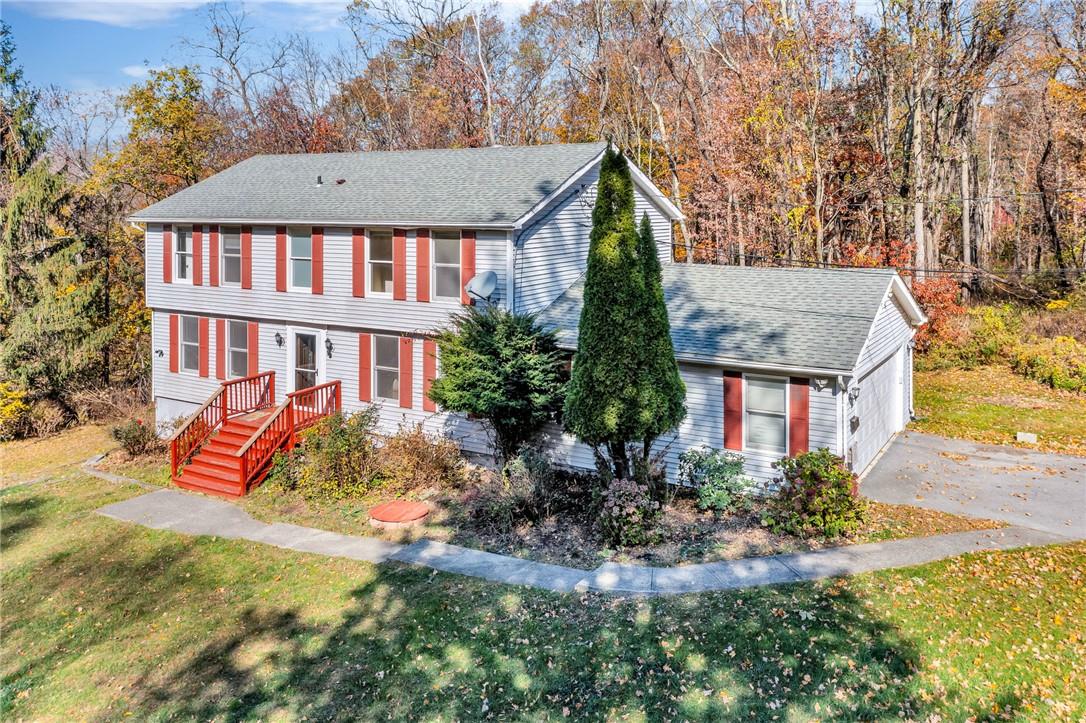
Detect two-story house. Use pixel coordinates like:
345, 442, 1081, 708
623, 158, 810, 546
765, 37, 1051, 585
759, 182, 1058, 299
134, 142, 925, 497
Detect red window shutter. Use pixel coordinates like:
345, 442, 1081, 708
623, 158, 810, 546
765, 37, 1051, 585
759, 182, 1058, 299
247, 322, 259, 375
352, 228, 365, 297
162, 224, 173, 284
275, 226, 287, 292
399, 337, 414, 408
392, 228, 407, 301
168, 314, 179, 372
215, 318, 226, 379
416, 229, 430, 302
789, 377, 810, 456
460, 229, 476, 305
723, 370, 743, 451
358, 333, 372, 401
209, 225, 220, 287
423, 339, 437, 411
241, 226, 253, 289
193, 225, 204, 286
198, 316, 210, 377
311, 227, 323, 294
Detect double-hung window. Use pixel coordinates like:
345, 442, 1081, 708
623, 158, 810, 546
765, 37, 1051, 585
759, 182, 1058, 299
180, 315, 200, 373
175, 226, 192, 282
373, 335, 399, 400
745, 376, 787, 454
227, 320, 248, 378
221, 226, 242, 285
289, 227, 312, 290
368, 229, 394, 294
432, 230, 461, 299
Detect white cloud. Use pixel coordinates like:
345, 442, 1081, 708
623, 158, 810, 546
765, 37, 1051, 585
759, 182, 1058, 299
8, 1, 212, 28
120, 64, 157, 78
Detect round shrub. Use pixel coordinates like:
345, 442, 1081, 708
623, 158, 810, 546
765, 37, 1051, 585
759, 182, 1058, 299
598, 477, 661, 548
111, 416, 164, 457
677, 446, 755, 513
762, 449, 866, 539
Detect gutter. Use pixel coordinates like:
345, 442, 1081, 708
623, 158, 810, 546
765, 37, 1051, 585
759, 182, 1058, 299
127, 215, 518, 230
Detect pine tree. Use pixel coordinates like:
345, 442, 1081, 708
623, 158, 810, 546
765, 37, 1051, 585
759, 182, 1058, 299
634, 212, 686, 458
563, 146, 650, 480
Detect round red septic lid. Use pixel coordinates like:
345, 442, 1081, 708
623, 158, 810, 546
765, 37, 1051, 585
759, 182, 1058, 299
369, 500, 430, 524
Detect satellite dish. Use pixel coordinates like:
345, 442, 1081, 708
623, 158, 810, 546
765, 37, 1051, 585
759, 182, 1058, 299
464, 270, 498, 302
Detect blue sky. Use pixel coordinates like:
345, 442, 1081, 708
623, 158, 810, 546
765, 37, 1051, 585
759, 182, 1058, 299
4, 1, 356, 92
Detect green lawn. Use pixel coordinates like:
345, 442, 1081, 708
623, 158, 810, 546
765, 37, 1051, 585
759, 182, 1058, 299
913, 365, 1086, 456
2, 467, 1084, 720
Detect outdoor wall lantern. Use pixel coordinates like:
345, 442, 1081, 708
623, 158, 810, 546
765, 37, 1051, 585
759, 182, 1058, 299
325, 337, 334, 358
274, 332, 284, 348
155, 349, 164, 357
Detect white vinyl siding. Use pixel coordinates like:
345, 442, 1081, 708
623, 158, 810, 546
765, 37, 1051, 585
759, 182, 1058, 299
221, 227, 242, 285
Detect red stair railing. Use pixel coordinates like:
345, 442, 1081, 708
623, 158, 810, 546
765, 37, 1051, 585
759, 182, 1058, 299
235, 379, 341, 491
169, 371, 276, 478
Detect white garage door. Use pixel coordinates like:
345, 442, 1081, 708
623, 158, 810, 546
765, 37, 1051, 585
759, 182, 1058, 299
852, 345, 904, 474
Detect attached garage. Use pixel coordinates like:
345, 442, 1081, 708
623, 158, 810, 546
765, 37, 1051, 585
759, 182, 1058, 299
539, 264, 928, 485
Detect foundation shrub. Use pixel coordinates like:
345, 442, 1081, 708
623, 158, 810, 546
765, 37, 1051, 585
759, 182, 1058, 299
271, 409, 385, 501
762, 449, 867, 539
598, 477, 661, 547
379, 423, 465, 492
677, 446, 755, 513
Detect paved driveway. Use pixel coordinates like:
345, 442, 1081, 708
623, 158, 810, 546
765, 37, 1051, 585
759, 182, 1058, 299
862, 431, 1085, 540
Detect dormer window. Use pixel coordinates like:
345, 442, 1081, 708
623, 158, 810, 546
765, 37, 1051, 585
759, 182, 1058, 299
175, 226, 192, 281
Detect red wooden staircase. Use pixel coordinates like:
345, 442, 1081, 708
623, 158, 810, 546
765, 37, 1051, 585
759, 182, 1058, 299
169, 372, 341, 498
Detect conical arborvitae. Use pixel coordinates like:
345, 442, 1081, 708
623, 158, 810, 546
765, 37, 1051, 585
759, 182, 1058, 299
634, 211, 686, 448
563, 146, 647, 478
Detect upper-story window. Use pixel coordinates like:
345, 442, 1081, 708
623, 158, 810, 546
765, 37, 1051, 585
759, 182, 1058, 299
175, 226, 193, 282
368, 229, 394, 295
180, 315, 199, 373
745, 375, 787, 455
221, 226, 242, 285
432, 230, 461, 299
289, 227, 312, 290
227, 320, 248, 378
374, 334, 399, 400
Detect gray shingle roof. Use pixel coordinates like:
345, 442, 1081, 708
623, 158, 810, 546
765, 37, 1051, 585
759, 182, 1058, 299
537, 264, 899, 374
131, 142, 607, 226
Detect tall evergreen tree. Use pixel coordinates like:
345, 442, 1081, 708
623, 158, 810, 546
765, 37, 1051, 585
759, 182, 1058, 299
564, 146, 644, 478
634, 212, 686, 458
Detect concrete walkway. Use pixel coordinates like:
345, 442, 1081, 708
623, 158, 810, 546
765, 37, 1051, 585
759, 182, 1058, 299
96, 487, 1073, 596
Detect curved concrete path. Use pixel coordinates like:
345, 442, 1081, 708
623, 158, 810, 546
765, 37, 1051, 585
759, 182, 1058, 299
92, 475, 1075, 596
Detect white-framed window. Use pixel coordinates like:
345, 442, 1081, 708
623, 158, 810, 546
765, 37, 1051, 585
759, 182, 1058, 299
744, 375, 788, 455
373, 334, 399, 401
180, 315, 199, 373
227, 320, 248, 378
288, 227, 312, 290
432, 230, 461, 299
368, 229, 394, 295
221, 226, 242, 285
175, 226, 193, 282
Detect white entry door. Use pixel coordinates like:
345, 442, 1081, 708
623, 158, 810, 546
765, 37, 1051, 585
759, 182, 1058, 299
289, 329, 324, 392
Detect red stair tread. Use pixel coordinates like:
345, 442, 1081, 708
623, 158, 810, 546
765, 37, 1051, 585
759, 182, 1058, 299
370, 500, 430, 524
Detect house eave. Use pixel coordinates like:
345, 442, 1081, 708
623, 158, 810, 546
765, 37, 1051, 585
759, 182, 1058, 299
127, 215, 518, 230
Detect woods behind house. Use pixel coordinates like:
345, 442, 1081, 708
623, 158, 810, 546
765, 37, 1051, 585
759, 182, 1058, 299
1, 0, 1084, 437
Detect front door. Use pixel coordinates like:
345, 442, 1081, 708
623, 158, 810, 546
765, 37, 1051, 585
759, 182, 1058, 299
291, 329, 321, 392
